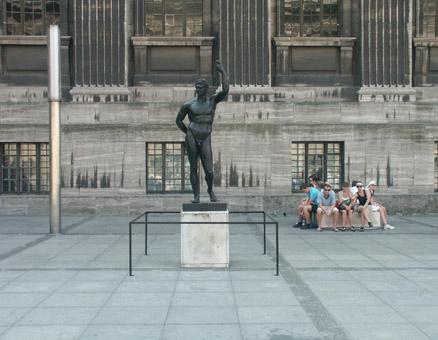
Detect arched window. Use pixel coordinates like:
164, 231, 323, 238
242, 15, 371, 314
136, 0, 203, 37
4, 0, 60, 35
280, 0, 339, 37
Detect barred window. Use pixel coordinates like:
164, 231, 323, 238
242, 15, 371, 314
281, 0, 339, 37
5, 0, 60, 35
138, 0, 203, 36
435, 142, 438, 191
146, 142, 192, 193
291, 142, 344, 192
0, 143, 50, 194
417, 0, 438, 37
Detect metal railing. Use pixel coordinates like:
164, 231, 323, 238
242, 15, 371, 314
128, 210, 279, 276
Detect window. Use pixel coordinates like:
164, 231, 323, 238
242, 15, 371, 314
417, 0, 438, 37
281, 0, 338, 37
0, 143, 50, 194
435, 142, 438, 191
146, 142, 192, 193
142, 0, 203, 36
291, 142, 344, 192
5, 0, 60, 35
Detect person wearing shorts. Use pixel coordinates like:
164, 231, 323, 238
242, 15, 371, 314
337, 182, 354, 231
301, 177, 320, 229
355, 182, 372, 231
316, 183, 339, 231
367, 181, 395, 230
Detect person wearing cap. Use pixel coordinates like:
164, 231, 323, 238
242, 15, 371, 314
367, 181, 395, 230
316, 182, 339, 231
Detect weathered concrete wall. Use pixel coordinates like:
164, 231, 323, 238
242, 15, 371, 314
0, 86, 437, 214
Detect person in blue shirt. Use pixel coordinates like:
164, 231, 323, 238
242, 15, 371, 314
316, 182, 339, 231
300, 176, 320, 229
292, 183, 311, 228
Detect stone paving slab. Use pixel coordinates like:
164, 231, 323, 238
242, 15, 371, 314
0, 214, 437, 339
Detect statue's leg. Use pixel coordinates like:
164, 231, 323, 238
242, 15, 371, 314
199, 134, 217, 202
185, 131, 200, 203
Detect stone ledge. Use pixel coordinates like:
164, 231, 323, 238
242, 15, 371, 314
358, 87, 417, 102
131, 36, 215, 46
70, 86, 131, 103
273, 36, 356, 47
0, 35, 71, 45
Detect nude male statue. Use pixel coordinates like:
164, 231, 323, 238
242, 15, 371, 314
176, 61, 229, 203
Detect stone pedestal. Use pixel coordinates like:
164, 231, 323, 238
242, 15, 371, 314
181, 203, 229, 268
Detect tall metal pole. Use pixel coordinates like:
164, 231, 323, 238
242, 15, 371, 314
48, 25, 61, 234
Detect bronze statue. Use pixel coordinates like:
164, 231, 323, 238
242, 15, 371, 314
176, 61, 229, 203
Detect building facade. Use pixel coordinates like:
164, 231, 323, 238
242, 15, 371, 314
0, 0, 437, 214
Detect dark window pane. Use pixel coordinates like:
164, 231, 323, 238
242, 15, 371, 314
281, 0, 338, 37
435, 142, 438, 191
146, 142, 190, 193
143, 0, 203, 36
291, 142, 343, 192
5, 0, 61, 35
1, 143, 49, 193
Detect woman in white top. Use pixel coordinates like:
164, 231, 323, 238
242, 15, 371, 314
366, 181, 395, 230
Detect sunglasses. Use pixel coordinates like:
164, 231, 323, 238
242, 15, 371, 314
356, 185, 363, 188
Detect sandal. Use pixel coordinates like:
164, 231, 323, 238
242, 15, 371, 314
351, 226, 356, 232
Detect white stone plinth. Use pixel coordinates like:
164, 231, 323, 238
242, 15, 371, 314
181, 210, 229, 268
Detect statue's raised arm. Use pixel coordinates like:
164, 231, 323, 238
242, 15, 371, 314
213, 60, 229, 104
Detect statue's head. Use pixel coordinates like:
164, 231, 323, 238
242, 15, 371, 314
195, 79, 209, 97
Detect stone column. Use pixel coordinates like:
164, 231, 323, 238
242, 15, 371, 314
358, 0, 415, 102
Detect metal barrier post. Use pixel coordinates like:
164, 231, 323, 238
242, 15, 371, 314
129, 222, 133, 276
263, 212, 267, 255
145, 212, 148, 255
275, 221, 279, 276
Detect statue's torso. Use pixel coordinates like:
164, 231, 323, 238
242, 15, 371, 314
188, 99, 215, 141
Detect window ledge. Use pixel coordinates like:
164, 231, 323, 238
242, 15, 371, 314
273, 37, 356, 47
131, 36, 214, 47
0, 35, 71, 45
413, 37, 438, 47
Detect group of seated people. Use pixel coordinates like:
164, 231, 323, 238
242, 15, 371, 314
293, 176, 395, 232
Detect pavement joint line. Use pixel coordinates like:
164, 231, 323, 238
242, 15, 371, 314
0, 234, 54, 262
343, 264, 435, 340
362, 231, 435, 269
74, 235, 129, 340
62, 216, 96, 234
159, 269, 181, 340
296, 267, 438, 271
398, 216, 438, 229
230, 270, 245, 340
247, 216, 352, 340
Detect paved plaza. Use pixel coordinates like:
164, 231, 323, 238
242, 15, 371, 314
0, 213, 438, 339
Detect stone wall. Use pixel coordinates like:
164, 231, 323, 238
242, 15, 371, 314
0, 86, 437, 215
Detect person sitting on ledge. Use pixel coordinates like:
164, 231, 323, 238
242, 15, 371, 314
300, 176, 320, 229
292, 183, 310, 228
366, 181, 395, 230
337, 182, 354, 231
316, 182, 339, 232
354, 182, 372, 231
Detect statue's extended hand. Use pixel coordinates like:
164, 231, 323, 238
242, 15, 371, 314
215, 60, 225, 73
